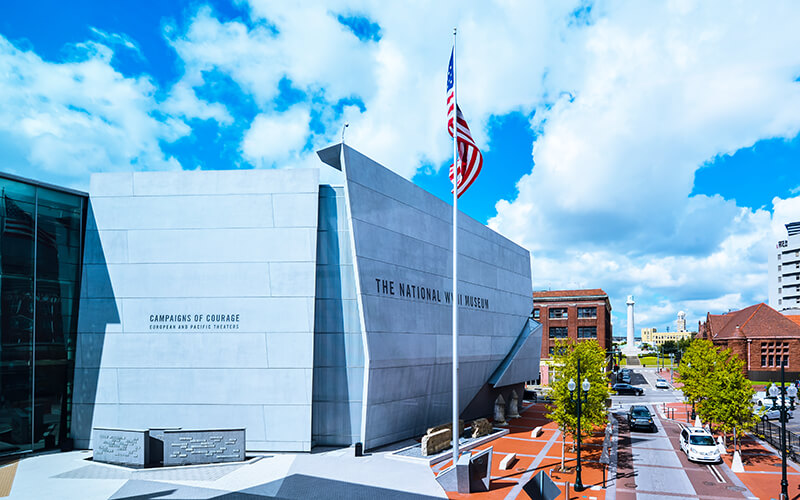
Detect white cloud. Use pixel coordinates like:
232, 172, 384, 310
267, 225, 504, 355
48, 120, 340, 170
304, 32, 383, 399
241, 105, 310, 166
489, 1, 800, 329
4, 1, 800, 331
0, 36, 186, 188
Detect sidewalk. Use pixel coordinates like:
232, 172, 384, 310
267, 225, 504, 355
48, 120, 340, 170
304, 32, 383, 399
430, 403, 608, 500
662, 401, 800, 500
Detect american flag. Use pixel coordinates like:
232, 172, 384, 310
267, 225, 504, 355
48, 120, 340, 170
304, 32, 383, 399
447, 48, 483, 197
3, 195, 57, 248
3, 195, 34, 239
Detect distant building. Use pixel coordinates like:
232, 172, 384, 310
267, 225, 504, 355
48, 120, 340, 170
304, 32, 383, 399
698, 303, 800, 380
641, 312, 695, 346
769, 221, 800, 312
641, 328, 694, 346
533, 289, 613, 384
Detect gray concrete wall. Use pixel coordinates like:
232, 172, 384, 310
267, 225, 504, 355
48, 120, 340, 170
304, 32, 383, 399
74, 169, 319, 452
338, 146, 533, 449
312, 186, 364, 446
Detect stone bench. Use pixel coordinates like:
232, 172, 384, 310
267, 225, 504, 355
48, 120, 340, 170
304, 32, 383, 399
531, 426, 543, 438
499, 452, 517, 470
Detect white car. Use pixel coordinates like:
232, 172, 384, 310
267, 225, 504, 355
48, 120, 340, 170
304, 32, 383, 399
679, 427, 721, 463
761, 405, 793, 422
655, 378, 670, 389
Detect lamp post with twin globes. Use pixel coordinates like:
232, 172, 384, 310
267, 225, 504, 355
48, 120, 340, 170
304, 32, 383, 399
568, 359, 591, 492
768, 365, 798, 500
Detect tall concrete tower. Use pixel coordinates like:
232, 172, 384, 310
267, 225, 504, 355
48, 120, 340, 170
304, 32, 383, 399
677, 311, 687, 332
623, 295, 637, 355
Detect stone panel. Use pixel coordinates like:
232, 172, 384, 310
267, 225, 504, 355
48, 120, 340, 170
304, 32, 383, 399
162, 429, 245, 466
92, 428, 148, 467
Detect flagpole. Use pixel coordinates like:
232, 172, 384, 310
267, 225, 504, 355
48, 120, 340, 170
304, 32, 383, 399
451, 26, 460, 466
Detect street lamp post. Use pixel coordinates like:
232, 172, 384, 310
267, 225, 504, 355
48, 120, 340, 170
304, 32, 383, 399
568, 359, 591, 492
768, 364, 798, 500
670, 353, 674, 383
686, 361, 696, 421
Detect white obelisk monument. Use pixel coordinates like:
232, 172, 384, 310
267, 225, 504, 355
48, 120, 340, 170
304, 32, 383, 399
623, 295, 638, 355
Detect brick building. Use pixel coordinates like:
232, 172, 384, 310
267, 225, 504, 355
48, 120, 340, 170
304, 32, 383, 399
533, 289, 613, 384
698, 303, 800, 381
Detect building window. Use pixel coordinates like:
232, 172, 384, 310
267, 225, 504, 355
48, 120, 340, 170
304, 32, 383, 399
533, 309, 540, 320
577, 326, 596, 338
779, 276, 782, 282
549, 308, 567, 319
761, 341, 790, 368
549, 327, 568, 338
577, 307, 596, 318
779, 265, 782, 271
778, 254, 782, 260
779, 288, 782, 294
549, 347, 554, 355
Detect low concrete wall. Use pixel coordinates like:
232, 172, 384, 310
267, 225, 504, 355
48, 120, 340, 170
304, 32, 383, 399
92, 428, 149, 467
162, 429, 245, 466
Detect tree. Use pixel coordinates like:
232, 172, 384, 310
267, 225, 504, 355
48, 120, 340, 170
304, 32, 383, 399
546, 338, 611, 470
678, 339, 718, 411
659, 340, 678, 355
703, 350, 756, 448
678, 339, 755, 447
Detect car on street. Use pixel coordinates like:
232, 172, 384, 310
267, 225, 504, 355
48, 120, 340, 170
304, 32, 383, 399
619, 370, 632, 384
627, 405, 656, 431
680, 426, 721, 463
655, 378, 670, 389
760, 405, 793, 421
612, 383, 644, 396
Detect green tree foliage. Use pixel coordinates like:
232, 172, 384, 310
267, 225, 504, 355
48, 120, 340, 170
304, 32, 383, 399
679, 339, 755, 438
546, 338, 611, 439
678, 339, 718, 408
659, 340, 678, 355
703, 351, 756, 439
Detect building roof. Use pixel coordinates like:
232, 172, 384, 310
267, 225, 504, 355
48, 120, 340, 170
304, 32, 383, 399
533, 289, 608, 299
705, 303, 800, 340
785, 315, 800, 328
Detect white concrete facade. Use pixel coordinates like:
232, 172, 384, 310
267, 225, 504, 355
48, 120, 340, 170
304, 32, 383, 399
73, 145, 538, 452
74, 169, 320, 452
769, 221, 800, 312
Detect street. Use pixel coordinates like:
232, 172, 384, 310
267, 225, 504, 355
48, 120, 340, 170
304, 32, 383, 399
610, 365, 757, 499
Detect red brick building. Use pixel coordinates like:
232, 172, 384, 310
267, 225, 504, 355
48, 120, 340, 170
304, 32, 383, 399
533, 289, 613, 384
698, 303, 800, 381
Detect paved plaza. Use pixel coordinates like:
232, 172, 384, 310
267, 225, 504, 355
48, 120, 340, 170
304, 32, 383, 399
2, 366, 799, 499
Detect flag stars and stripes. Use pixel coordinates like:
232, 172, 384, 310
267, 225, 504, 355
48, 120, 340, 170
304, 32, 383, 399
446, 48, 483, 198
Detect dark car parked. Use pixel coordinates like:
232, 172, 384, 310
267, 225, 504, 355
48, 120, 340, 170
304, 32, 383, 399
618, 371, 631, 384
613, 383, 644, 396
627, 405, 656, 431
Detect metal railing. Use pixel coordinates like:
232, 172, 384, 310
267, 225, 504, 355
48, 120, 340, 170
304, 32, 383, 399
755, 419, 800, 461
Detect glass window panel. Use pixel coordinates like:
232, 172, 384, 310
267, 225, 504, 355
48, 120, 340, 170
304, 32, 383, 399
0, 277, 34, 454
34, 186, 83, 451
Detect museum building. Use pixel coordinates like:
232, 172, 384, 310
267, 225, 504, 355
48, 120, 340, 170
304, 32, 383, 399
0, 144, 539, 456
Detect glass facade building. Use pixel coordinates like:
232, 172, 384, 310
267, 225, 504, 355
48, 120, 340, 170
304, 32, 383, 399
0, 173, 86, 456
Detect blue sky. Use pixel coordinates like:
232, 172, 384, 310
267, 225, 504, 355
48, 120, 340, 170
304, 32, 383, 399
2, 1, 800, 333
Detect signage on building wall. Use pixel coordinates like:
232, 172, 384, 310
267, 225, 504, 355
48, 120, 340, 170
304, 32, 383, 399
778, 240, 788, 248
373, 278, 490, 310
148, 313, 240, 331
